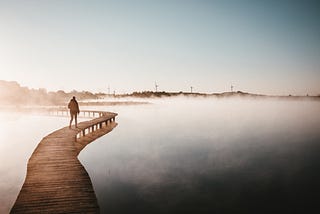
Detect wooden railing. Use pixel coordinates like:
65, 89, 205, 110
46, 108, 117, 142
47, 108, 110, 118
75, 113, 117, 142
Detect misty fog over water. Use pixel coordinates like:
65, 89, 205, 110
1, 97, 320, 213
79, 98, 320, 213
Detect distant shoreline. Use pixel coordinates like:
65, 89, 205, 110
121, 91, 320, 100
1, 80, 319, 107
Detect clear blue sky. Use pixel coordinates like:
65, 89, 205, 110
0, 0, 319, 95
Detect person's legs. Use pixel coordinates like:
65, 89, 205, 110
69, 114, 74, 128
75, 114, 78, 128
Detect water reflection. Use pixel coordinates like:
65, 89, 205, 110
79, 98, 320, 213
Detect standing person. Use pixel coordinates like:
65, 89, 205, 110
68, 96, 80, 128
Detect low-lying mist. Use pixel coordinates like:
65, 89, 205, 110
1, 97, 319, 213
79, 97, 320, 213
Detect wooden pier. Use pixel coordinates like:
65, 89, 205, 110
10, 110, 117, 213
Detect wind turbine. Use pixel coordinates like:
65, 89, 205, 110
155, 82, 159, 92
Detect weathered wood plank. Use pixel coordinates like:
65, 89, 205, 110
11, 112, 117, 214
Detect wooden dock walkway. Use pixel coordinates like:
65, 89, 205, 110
10, 110, 117, 214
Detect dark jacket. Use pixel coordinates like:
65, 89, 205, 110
68, 99, 80, 114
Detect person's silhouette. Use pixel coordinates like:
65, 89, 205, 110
68, 96, 80, 128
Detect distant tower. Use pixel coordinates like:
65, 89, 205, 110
107, 85, 110, 95
231, 85, 234, 92
155, 82, 159, 92
190, 86, 193, 93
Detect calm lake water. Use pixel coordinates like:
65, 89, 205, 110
1, 98, 320, 213
80, 98, 320, 214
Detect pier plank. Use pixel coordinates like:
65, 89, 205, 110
11, 112, 117, 214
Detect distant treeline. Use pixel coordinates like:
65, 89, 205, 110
0, 80, 103, 106
116, 90, 320, 99
130, 91, 253, 98
1, 80, 319, 106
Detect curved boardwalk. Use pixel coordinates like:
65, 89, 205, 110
11, 111, 117, 214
